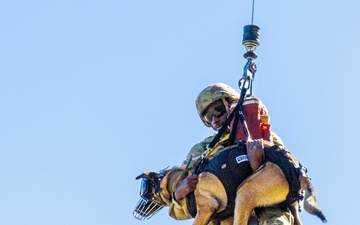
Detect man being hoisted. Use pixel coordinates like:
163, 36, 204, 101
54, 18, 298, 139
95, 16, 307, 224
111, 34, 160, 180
168, 82, 294, 225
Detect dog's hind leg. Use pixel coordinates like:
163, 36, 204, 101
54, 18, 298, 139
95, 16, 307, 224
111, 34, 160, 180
233, 162, 289, 225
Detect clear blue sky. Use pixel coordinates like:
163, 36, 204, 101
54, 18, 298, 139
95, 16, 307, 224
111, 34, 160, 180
1, 1, 358, 225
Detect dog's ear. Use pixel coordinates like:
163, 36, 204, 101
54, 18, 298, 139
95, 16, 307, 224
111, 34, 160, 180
135, 173, 148, 180
148, 172, 158, 178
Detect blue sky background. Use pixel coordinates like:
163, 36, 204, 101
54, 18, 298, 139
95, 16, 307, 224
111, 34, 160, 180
1, 1, 359, 225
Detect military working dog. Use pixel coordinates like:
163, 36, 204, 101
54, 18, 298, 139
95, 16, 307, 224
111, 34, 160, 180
133, 144, 327, 225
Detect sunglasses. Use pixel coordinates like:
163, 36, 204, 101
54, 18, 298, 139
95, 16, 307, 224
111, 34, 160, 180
203, 104, 227, 123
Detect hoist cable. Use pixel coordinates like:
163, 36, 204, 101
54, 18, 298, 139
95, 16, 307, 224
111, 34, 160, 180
251, 0, 255, 25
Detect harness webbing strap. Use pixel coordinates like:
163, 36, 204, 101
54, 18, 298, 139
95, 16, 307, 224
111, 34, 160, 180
236, 85, 251, 140
208, 85, 250, 150
228, 104, 239, 146
208, 134, 230, 157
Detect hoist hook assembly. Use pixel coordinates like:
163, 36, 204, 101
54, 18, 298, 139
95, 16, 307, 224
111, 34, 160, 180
240, 24, 260, 97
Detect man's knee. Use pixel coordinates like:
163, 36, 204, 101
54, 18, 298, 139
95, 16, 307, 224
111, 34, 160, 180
257, 207, 294, 225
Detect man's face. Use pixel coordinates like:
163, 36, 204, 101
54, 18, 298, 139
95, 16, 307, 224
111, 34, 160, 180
203, 100, 228, 131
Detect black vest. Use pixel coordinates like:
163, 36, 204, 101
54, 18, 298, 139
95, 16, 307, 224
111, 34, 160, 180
187, 143, 253, 221
186, 144, 301, 221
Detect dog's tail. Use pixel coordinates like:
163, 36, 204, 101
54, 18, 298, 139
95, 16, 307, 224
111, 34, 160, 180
300, 175, 327, 223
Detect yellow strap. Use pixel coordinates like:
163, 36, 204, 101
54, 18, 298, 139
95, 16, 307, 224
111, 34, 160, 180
207, 133, 230, 157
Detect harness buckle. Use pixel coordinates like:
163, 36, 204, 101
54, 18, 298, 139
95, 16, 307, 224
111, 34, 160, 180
201, 148, 211, 159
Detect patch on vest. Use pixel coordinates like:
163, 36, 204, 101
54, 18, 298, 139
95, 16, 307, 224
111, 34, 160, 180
236, 155, 248, 164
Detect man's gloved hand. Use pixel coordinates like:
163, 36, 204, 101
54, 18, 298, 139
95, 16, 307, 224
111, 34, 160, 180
246, 139, 265, 172
173, 174, 198, 201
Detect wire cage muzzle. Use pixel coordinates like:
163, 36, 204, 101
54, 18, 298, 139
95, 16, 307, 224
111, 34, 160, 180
133, 196, 165, 221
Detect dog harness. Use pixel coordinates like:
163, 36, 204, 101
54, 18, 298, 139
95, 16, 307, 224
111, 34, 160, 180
186, 144, 302, 222
187, 143, 253, 221
264, 146, 302, 206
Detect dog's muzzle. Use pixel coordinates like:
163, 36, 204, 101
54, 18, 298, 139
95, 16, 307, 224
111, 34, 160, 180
133, 196, 165, 220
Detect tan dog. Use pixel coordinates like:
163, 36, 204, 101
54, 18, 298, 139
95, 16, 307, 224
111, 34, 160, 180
134, 147, 327, 225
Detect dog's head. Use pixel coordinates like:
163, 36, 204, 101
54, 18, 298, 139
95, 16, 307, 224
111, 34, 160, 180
133, 171, 167, 220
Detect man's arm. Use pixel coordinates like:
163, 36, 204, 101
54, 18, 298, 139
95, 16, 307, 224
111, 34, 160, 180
167, 137, 214, 219
173, 174, 198, 201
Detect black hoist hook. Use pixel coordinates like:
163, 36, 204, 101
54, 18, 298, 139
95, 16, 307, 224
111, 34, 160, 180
240, 24, 260, 97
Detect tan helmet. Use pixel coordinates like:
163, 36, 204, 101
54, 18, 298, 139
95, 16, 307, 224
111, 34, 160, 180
195, 83, 239, 127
